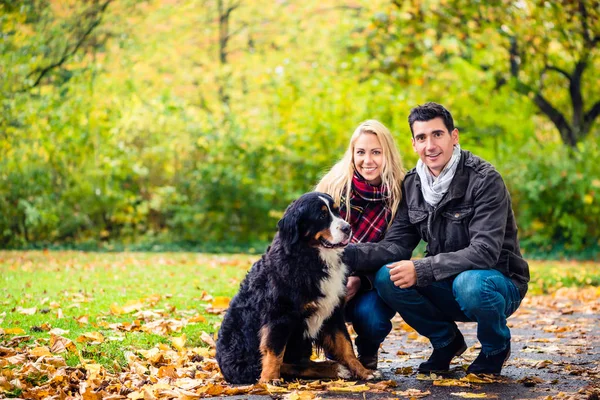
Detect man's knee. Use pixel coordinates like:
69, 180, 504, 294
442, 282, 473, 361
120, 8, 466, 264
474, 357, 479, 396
374, 264, 418, 304
453, 270, 493, 312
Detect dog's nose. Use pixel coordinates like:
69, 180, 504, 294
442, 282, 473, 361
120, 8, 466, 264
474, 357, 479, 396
341, 223, 351, 235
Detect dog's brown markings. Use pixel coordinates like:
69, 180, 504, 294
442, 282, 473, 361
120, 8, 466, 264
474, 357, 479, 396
322, 331, 373, 379
303, 301, 318, 314
259, 326, 285, 383
313, 228, 333, 242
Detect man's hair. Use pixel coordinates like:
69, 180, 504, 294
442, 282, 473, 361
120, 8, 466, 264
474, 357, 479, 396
408, 102, 455, 136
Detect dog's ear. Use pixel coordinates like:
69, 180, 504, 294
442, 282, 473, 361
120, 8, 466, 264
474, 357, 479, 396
277, 201, 301, 254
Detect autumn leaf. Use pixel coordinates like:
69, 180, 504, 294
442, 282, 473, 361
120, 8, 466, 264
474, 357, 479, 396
433, 378, 471, 387
200, 331, 216, 348
189, 314, 207, 323
394, 388, 431, 397
1, 327, 26, 335
171, 333, 187, 350
328, 384, 370, 392
49, 334, 78, 354
395, 366, 414, 375
76, 331, 105, 344
30, 346, 53, 357
451, 392, 491, 398
16, 306, 37, 315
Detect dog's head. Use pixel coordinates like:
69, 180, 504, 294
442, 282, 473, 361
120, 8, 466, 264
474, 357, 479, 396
277, 192, 352, 254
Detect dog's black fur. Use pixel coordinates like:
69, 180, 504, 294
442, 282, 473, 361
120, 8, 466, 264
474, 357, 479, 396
216, 192, 374, 384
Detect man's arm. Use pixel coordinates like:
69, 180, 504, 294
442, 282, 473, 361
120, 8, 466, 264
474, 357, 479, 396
343, 192, 422, 273
412, 170, 509, 287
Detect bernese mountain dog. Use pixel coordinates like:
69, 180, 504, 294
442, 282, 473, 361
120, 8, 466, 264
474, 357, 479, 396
216, 192, 376, 384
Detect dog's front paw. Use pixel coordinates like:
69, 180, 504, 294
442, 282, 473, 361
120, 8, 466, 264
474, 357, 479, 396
337, 364, 352, 379
365, 369, 381, 381
259, 377, 283, 386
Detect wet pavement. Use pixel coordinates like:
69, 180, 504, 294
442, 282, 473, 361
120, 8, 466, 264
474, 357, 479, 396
220, 289, 600, 399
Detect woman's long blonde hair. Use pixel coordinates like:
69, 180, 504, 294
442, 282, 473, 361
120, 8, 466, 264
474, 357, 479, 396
316, 120, 405, 225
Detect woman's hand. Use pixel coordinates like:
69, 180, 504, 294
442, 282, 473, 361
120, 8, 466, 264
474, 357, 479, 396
346, 276, 362, 301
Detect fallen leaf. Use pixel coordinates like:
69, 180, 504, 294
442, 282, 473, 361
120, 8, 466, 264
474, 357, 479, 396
49, 334, 77, 353
1, 327, 25, 335
328, 384, 370, 392
433, 378, 471, 387
395, 388, 431, 397
451, 392, 490, 398
30, 346, 52, 357
171, 333, 187, 350
16, 306, 37, 315
76, 331, 105, 344
200, 331, 216, 348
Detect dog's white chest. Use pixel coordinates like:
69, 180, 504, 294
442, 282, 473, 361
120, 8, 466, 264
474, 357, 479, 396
304, 249, 348, 339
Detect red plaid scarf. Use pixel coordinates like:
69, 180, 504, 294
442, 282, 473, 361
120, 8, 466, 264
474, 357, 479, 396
340, 172, 391, 243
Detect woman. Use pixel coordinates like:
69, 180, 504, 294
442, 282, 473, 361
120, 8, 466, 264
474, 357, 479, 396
316, 119, 405, 369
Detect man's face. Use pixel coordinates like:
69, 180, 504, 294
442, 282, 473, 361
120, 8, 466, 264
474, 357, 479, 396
411, 117, 459, 177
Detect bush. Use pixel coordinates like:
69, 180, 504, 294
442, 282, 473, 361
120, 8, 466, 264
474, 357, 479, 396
503, 140, 600, 258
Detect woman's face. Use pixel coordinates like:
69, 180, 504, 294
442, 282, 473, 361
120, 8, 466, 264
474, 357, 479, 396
353, 132, 384, 186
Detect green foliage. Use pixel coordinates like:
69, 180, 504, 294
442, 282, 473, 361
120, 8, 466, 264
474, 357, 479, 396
503, 141, 600, 257
0, 0, 598, 256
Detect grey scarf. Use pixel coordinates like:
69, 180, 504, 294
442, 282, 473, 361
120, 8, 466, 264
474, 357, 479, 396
416, 145, 461, 207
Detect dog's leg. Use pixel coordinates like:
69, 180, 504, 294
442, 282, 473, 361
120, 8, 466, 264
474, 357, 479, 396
319, 311, 376, 380
259, 322, 291, 383
281, 360, 340, 380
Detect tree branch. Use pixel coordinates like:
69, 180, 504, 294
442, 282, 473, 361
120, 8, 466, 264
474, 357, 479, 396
543, 65, 571, 81
515, 80, 576, 147
22, 0, 112, 91
578, 0, 592, 46
584, 99, 600, 134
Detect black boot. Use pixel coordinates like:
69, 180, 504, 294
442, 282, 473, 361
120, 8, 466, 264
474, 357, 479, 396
358, 352, 378, 370
418, 331, 467, 373
467, 343, 511, 375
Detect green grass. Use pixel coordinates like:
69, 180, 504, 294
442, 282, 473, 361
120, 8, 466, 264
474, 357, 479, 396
0, 251, 255, 370
1, 251, 599, 370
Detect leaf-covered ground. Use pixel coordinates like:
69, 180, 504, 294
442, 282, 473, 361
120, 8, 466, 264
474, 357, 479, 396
1, 251, 599, 399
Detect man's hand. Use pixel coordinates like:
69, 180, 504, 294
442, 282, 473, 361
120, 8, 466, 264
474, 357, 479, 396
346, 276, 361, 301
387, 261, 417, 289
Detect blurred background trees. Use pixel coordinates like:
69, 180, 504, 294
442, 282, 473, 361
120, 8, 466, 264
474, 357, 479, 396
1, 0, 598, 257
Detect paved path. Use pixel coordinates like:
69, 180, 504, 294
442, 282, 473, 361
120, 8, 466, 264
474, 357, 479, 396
222, 288, 600, 399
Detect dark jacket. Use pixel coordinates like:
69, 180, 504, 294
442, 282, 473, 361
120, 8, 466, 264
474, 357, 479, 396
343, 150, 530, 299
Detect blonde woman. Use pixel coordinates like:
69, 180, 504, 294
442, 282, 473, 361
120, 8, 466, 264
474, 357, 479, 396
316, 120, 405, 369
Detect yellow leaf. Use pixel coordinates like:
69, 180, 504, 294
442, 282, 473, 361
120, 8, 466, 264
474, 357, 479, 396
110, 303, 124, 315
462, 374, 498, 383
76, 331, 105, 344
328, 384, 370, 392
434, 378, 471, 387
2, 327, 25, 335
157, 365, 178, 378
171, 333, 187, 350
84, 363, 104, 380
30, 346, 52, 357
451, 392, 489, 398
189, 314, 207, 323
284, 391, 316, 400
266, 383, 289, 393
211, 296, 230, 310
395, 388, 431, 397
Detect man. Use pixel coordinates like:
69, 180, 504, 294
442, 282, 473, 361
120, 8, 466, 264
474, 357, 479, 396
343, 102, 529, 375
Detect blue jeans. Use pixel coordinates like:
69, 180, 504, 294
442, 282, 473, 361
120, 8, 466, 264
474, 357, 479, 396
345, 289, 396, 356
375, 266, 522, 356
